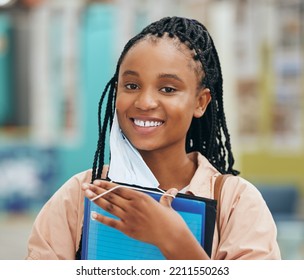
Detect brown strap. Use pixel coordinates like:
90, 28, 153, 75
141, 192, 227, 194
214, 174, 231, 238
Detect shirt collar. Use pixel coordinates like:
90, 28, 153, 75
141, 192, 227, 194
183, 152, 220, 198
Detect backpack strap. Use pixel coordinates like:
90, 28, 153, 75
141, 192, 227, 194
214, 174, 231, 238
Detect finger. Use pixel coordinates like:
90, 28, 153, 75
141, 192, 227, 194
92, 190, 129, 216
82, 182, 107, 199
81, 182, 91, 191
82, 183, 99, 200
83, 183, 139, 217
91, 211, 123, 231
82, 181, 120, 200
159, 188, 178, 207
93, 179, 117, 189
92, 180, 134, 200
96, 182, 145, 200
92, 180, 119, 195
83, 184, 128, 215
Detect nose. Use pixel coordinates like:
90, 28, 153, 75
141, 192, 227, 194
134, 89, 158, 111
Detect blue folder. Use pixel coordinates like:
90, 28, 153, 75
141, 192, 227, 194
81, 183, 216, 260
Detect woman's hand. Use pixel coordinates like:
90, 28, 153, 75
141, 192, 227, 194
82, 180, 210, 259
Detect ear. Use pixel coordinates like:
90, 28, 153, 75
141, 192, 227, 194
193, 88, 211, 118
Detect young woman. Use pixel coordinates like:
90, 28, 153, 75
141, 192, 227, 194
26, 16, 281, 260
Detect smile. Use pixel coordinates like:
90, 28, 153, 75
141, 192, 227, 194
133, 119, 164, 128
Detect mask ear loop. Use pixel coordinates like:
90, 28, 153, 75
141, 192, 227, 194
90, 185, 176, 202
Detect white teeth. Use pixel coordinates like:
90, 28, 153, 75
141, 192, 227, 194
134, 119, 163, 127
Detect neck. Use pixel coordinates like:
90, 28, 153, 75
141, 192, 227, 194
139, 148, 197, 191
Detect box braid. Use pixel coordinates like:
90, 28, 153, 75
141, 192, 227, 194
91, 16, 239, 183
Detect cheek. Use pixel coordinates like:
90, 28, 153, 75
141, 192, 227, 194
115, 94, 130, 112
166, 104, 193, 133
115, 94, 134, 131
168, 97, 196, 118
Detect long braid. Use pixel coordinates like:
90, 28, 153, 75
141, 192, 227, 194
91, 77, 116, 182
92, 16, 239, 183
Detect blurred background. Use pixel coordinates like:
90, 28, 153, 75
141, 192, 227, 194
0, 0, 303, 259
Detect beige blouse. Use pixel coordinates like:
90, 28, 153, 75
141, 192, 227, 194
26, 152, 281, 260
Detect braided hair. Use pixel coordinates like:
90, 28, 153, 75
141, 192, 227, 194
91, 16, 239, 182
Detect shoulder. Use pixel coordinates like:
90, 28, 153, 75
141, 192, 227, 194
52, 166, 109, 205
188, 152, 264, 205
52, 169, 93, 201
68, 169, 93, 191
216, 175, 268, 220
218, 174, 277, 239
219, 175, 264, 208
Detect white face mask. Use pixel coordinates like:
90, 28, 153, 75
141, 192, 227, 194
107, 111, 159, 188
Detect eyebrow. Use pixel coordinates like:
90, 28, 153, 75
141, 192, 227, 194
121, 70, 184, 83
122, 70, 140, 77
158, 73, 183, 83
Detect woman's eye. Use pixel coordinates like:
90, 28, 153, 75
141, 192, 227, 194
125, 83, 139, 90
160, 87, 176, 94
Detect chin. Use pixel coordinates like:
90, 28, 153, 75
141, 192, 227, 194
130, 140, 157, 152
133, 144, 156, 152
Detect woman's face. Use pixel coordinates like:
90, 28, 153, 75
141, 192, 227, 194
116, 37, 210, 155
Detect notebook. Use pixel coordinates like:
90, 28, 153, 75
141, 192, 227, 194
81, 184, 215, 260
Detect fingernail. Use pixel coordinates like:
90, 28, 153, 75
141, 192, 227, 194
170, 188, 178, 197
82, 183, 90, 190
93, 180, 102, 185
91, 211, 97, 220
85, 189, 95, 198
